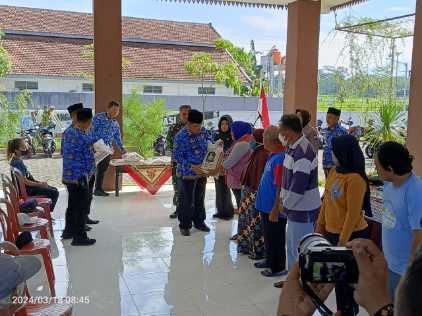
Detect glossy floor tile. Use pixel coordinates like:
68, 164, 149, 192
23, 185, 368, 316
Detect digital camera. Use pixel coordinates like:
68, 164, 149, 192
298, 234, 359, 284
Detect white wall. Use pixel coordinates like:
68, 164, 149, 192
0, 75, 236, 97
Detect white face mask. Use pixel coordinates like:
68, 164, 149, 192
278, 134, 288, 146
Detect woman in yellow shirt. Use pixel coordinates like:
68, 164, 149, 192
316, 134, 370, 246
315, 134, 371, 316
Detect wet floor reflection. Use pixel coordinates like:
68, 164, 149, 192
41, 185, 287, 316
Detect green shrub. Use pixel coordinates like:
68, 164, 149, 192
123, 89, 168, 158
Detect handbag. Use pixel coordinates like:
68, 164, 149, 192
19, 199, 39, 213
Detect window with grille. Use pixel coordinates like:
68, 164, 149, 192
198, 87, 215, 95
143, 86, 163, 94
15, 81, 38, 90
82, 83, 94, 92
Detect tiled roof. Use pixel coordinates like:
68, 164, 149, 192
2, 36, 242, 81
0, 5, 219, 45
0, 5, 249, 82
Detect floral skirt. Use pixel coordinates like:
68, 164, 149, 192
236, 187, 265, 259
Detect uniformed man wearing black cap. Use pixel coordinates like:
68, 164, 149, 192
323, 107, 348, 177
172, 109, 213, 236
61, 107, 97, 245
61, 104, 99, 241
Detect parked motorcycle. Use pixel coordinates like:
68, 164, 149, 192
18, 128, 37, 158
39, 122, 56, 158
316, 119, 325, 149
153, 135, 166, 156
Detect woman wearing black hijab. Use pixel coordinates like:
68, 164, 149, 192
213, 115, 235, 220
315, 135, 370, 316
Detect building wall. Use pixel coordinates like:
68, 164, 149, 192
0, 75, 236, 96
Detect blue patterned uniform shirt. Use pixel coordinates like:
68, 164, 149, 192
173, 127, 211, 178
92, 112, 124, 151
62, 126, 95, 183
322, 123, 348, 168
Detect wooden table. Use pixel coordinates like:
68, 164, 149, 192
110, 157, 172, 197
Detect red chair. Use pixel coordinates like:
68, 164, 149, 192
11, 169, 54, 236
1, 178, 50, 240
0, 202, 56, 297
0, 245, 71, 316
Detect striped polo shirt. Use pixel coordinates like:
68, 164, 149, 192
281, 135, 321, 223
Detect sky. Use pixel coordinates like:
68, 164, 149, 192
0, 0, 415, 69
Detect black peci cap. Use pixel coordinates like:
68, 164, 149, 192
76, 108, 93, 122
67, 103, 83, 115
188, 109, 203, 124
327, 107, 341, 116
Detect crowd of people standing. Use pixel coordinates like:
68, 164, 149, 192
167, 104, 422, 315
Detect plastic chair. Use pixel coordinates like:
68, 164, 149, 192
0, 204, 56, 297
1, 180, 50, 240
0, 245, 71, 316
10, 169, 54, 236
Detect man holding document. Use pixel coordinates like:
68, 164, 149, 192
173, 109, 223, 236
92, 100, 126, 197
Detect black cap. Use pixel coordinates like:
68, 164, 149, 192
67, 103, 83, 115
327, 107, 341, 116
188, 109, 203, 124
76, 108, 93, 122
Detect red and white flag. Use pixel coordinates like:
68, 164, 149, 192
258, 86, 270, 128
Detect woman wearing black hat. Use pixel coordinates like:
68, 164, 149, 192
213, 115, 235, 220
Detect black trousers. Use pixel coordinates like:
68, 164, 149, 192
261, 212, 287, 273
95, 155, 112, 191
179, 178, 207, 230
325, 228, 370, 316
86, 174, 95, 217
64, 179, 90, 240
231, 188, 242, 209
175, 176, 183, 214
214, 175, 234, 218
26, 185, 59, 212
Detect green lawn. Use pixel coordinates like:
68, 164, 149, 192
318, 96, 408, 112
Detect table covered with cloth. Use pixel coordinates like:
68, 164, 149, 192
110, 155, 172, 196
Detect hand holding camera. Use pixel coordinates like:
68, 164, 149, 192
347, 239, 393, 316
278, 235, 393, 316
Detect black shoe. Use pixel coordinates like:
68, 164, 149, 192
194, 224, 210, 232
84, 225, 92, 231
261, 270, 288, 278
180, 228, 191, 236
254, 261, 269, 269
87, 218, 100, 225
61, 231, 72, 240
94, 190, 109, 197
169, 211, 178, 219
71, 238, 96, 246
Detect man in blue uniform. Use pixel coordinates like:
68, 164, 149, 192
173, 110, 212, 236
61, 108, 96, 246
92, 100, 126, 196
323, 107, 348, 177
61, 103, 99, 236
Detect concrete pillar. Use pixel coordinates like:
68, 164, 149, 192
93, 0, 123, 190
407, 0, 422, 176
283, 0, 321, 124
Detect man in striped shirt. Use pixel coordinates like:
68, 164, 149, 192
279, 114, 321, 271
